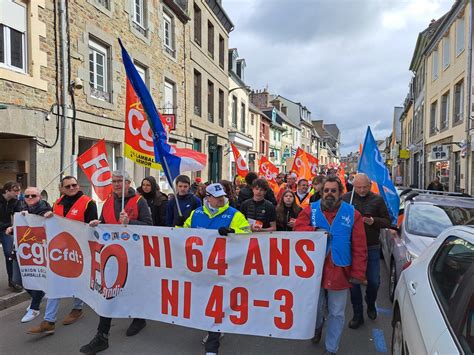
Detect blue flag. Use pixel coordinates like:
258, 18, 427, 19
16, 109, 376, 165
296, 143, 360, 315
358, 127, 399, 224
119, 39, 206, 185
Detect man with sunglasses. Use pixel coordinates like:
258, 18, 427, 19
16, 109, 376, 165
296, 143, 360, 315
182, 183, 250, 355
294, 176, 367, 355
0, 181, 22, 292
27, 176, 98, 335
80, 170, 152, 355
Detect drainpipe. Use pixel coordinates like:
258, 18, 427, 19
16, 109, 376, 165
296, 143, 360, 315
59, 0, 69, 176
465, 0, 473, 193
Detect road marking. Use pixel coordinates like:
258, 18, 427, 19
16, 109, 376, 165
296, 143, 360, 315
376, 306, 393, 316
372, 328, 388, 352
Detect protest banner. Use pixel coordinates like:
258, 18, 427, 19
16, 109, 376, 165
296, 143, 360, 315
14, 213, 327, 340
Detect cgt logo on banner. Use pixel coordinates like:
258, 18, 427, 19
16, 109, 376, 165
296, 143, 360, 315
14, 213, 327, 340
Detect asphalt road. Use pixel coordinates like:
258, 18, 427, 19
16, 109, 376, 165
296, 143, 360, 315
0, 260, 393, 355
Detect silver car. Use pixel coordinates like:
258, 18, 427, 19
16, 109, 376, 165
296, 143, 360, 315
380, 192, 474, 301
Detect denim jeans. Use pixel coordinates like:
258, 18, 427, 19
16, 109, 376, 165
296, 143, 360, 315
27, 289, 45, 311
44, 297, 84, 323
350, 245, 380, 318
316, 288, 348, 353
0, 231, 14, 280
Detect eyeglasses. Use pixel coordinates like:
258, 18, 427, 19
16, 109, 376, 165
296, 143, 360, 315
63, 183, 78, 189
323, 188, 338, 193
25, 194, 38, 199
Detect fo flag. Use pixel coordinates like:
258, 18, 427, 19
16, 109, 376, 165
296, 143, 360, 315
358, 127, 399, 224
77, 139, 112, 201
230, 143, 249, 177
259, 156, 279, 185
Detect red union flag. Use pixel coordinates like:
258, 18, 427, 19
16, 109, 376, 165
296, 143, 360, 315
77, 139, 113, 201
306, 152, 319, 176
230, 143, 249, 177
259, 156, 279, 184
291, 148, 312, 181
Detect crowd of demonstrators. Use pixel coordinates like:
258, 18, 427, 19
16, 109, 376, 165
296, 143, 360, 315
342, 173, 391, 329
0, 167, 380, 355
294, 176, 367, 355
276, 191, 302, 231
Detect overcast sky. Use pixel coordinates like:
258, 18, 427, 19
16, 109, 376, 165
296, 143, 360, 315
224, 0, 454, 154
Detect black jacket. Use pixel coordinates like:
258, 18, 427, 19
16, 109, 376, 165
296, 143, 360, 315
237, 185, 277, 208
19, 200, 52, 216
0, 195, 18, 232
240, 199, 276, 229
137, 176, 168, 226
276, 205, 302, 231
166, 193, 201, 227
341, 191, 391, 246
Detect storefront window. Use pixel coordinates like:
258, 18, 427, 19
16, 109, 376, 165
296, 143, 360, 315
435, 161, 450, 190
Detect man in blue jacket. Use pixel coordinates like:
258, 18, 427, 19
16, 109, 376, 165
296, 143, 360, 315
166, 175, 202, 227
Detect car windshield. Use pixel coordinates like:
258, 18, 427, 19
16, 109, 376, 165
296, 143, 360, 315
406, 204, 474, 238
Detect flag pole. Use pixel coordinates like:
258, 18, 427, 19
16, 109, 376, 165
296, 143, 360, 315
161, 155, 183, 217
121, 161, 126, 211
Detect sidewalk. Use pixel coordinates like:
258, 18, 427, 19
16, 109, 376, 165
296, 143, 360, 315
0, 245, 29, 309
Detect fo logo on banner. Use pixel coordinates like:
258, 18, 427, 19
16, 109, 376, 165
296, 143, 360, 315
48, 232, 84, 278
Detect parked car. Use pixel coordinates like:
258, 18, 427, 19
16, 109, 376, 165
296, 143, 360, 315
391, 225, 473, 355
380, 191, 474, 301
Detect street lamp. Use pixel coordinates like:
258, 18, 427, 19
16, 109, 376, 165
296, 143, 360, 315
228, 85, 251, 94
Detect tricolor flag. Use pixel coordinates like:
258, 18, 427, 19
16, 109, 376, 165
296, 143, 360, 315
119, 39, 206, 184
358, 127, 399, 224
230, 143, 249, 178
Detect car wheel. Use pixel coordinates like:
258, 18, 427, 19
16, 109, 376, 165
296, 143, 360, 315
391, 309, 404, 355
389, 260, 397, 302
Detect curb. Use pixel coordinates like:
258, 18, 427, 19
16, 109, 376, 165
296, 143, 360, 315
0, 290, 29, 310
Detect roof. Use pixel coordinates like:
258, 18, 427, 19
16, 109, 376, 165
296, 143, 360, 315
261, 108, 294, 129
409, 15, 445, 71
207, 0, 234, 33
249, 102, 268, 118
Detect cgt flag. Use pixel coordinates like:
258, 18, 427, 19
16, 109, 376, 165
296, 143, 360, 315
259, 156, 279, 185
230, 143, 249, 178
291, 148, 312, 181
358, 127, 399, 224
119, 39, 206, 185
77, 139, 113, 201
306, 152, 319, 176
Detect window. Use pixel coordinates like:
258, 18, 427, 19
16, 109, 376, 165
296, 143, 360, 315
273, 130, 276, 140
207, 21, 214, 59
218, 89, 224, 127
251, 113, 255, 125
430, 101, 437, 134
456, 17, 465, 55
134, 62, 147, 86
240, 103, 246, 133
89, 38, 110, 101
219, 35, 224, 69
442, 35, 450, 69
453, 80, 464, 123
133, 0, 147, 35
232, 96, 237, 128
432, 49, 439, 80
163, 11, 175, 56
193, 69, 201, 116
440, 91, 449, 130
194, 3, 201, 46
430, 237, 474, 354
207, 80, 214, 122
164, 80, 175, 114
97, 0, 110, 9
0, 1, 27, 72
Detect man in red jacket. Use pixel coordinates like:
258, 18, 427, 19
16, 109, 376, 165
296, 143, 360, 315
294, 175, 367, 355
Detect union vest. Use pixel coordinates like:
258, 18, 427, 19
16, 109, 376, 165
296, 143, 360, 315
295, 193, 312, 209
102, 194, 141, 224
310, 200, 355, 267
53, 194, 92, 222
190, 206, 237, 229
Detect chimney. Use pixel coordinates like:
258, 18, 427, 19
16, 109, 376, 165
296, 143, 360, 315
250, 88, 269, 109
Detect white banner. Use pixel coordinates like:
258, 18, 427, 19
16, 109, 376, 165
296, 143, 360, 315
13, 213, 327, 340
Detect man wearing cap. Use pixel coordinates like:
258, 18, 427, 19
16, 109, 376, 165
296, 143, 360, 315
183, 183, 250, 355
80, 171, 152, 354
